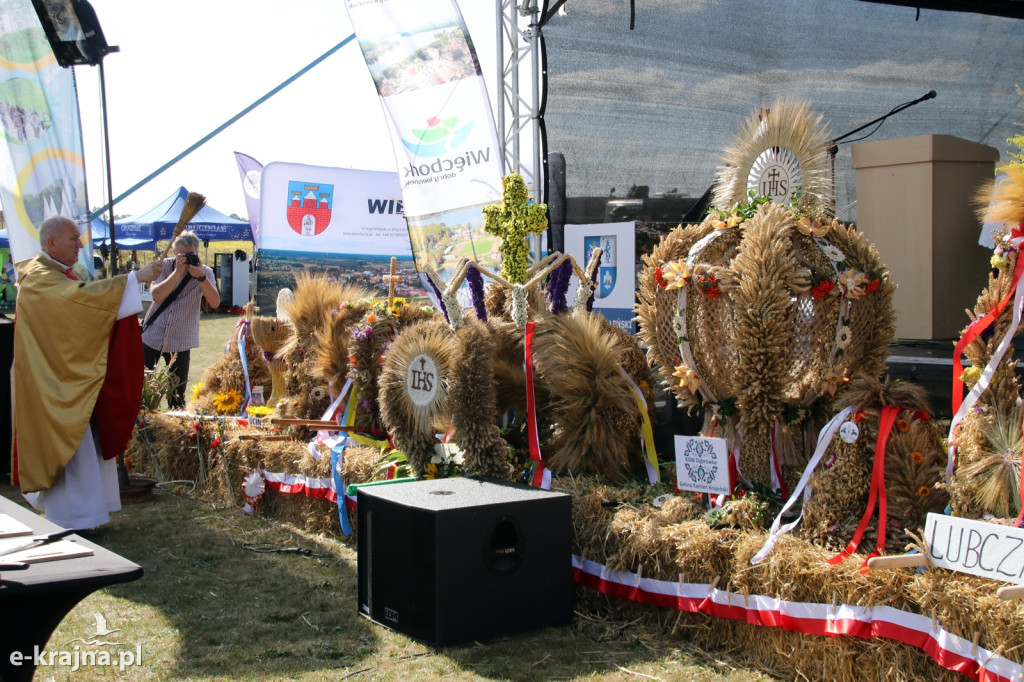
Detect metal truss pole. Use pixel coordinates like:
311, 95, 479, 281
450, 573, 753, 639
497, 0, 544, 202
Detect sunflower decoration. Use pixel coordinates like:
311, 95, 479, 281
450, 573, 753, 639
371, 296, 409, 320
637, 98, 896, 492
212, 389, 243, 415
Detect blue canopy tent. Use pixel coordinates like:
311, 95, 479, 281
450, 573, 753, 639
118, 186, 253, 244
89, 218, 154, 251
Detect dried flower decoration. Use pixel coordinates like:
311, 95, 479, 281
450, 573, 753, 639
796, 215, 830, 238
837, 269, 869, 298
661, 260, 690, 290
672, 364, 701, 393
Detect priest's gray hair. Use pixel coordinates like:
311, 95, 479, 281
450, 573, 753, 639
39, 216, 78, 243
172, 230, 200, 251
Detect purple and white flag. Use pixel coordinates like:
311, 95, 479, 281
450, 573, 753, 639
234, 151, 263, 246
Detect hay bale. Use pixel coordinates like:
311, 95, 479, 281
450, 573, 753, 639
561, 474, 1024, 680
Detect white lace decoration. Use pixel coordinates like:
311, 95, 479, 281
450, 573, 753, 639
511, 284, 529, 326
442, 291, 464, 329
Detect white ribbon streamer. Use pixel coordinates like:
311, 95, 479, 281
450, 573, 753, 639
752, 406, 855, 564
307, 378, 353, 461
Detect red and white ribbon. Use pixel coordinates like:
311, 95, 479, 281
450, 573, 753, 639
572, 555, 1021, 682
948, 228, 1024, 480
524, 320, 551, 489
828, 405, 899, 571
259, 469, 358, 512
752, 406, 854, 564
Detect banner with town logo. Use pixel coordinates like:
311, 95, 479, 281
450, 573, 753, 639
343, 0, 503, 285
0, 0, 90, 265
254, 161, 423, 315
564, 222, 637, 334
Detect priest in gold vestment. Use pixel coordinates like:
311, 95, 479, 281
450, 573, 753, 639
12, 217, 161, 530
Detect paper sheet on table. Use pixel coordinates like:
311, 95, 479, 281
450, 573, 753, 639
0, 514, 32, 538
0, 537, 93, 563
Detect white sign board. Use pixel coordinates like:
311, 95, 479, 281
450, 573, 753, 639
674, 435, 731, 495
259, 162, 410, 255
925, 512, 1024, 585
564, 222, 637, 333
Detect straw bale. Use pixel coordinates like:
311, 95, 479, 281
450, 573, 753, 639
562, 474, 1024, 679
127, 411, 211, 484
342, 444, 387, 486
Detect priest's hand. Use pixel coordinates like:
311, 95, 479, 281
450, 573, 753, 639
137, 261, 162, 284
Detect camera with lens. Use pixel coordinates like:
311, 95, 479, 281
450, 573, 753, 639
184, 252, 200, 267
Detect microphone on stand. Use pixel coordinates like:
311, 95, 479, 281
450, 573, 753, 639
827, 89, 938, 210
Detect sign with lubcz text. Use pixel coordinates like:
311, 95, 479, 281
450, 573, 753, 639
925, 512, 1024, 585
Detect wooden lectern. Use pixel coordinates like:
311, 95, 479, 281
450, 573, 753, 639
852, 134, 998, 340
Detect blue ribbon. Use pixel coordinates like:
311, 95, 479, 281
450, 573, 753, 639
331, 438, 353, 535
235, 319, 252, 411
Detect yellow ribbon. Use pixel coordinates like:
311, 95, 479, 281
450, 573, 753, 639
620, 368, 659, 483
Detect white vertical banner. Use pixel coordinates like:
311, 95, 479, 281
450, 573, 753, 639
343, 0, 502, 220
0, 0, 89, 265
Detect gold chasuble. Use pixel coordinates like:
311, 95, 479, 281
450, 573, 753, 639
12, 255, 142, 493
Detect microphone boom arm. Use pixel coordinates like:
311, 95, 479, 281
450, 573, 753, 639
830, 90, 937, 149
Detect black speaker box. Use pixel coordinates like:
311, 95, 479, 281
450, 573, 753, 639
357, 476, 573, 646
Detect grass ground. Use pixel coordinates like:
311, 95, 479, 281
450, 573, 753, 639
0, 316, 778, 682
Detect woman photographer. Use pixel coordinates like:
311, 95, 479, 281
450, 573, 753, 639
141, 230, 220, 409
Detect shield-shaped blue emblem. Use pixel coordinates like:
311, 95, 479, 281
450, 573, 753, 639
585, 235, 617, 299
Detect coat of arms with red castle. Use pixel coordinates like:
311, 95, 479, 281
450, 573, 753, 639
286, 180, 334, 236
